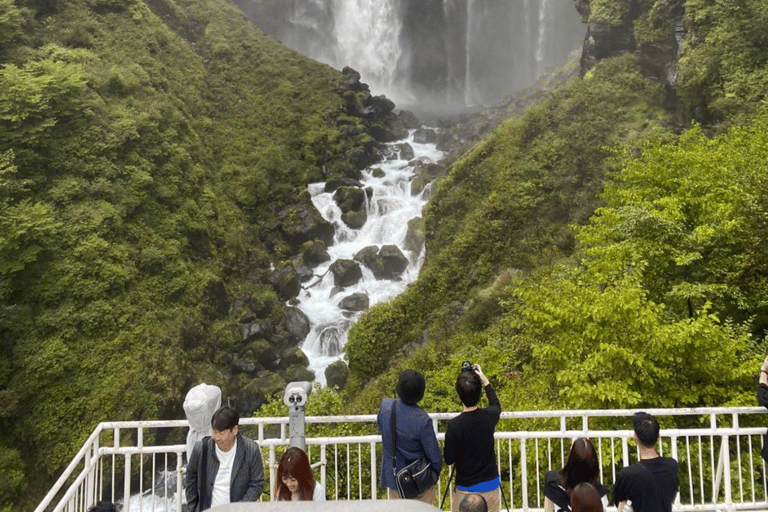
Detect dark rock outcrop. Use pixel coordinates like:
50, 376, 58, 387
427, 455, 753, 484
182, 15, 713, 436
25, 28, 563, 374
277, 203, 334, 248
329, 258, 363, 287
338, 292, 370, 312
272, 264, 301, 301
354, 244, 409, 280
325, 360, 350, 390
285, 306, 311, 342
333, 186, 368, 229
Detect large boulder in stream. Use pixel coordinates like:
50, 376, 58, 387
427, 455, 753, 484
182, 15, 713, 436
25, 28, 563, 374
338, 292, 370, 312
285, 306, 311, 341
333, 186, 368, 229
354, 245, 409, 280
277, 203, 334, 248
329, 259, 363, 287
404, 217, 425, 255
271, 264, 301, 301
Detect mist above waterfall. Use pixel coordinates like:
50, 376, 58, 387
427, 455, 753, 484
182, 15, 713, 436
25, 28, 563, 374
235, 0, 584, 110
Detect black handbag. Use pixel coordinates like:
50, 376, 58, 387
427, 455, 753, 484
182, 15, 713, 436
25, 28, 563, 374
390, 399, 439, 499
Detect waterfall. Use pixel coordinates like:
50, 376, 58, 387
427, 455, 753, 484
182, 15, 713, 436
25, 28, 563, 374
331, 0, 403, 98
297, 133, 444, 384
464, 0, 473, 106
236, 0, 585, 108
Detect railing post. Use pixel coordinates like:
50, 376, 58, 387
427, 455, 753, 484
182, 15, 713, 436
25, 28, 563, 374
520, 438, 528, 511
370, 442, 377, 500
124, 452, 131, 512
177, 452, 183, 512
722, 434, 733, 512
269, 445, 276, 502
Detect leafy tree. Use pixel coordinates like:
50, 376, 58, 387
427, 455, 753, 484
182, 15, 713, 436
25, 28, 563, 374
577, 121, 768, 325
509, 267, 756, 409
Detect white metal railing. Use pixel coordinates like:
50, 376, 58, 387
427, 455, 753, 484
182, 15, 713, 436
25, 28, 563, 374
34, 407, 768, 512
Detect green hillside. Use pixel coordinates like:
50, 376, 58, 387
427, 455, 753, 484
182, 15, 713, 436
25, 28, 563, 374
0, 0, 405, 506
343, 0, 768, 415
3, 0, 768, 508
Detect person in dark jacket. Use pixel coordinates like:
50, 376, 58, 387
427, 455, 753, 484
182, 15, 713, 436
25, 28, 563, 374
377, 369, 442, 504
185, 406, 265, 511
444, 363, 501, 512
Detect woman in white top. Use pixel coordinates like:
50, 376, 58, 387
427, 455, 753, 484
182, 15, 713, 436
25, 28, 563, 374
274, 447, 326, 501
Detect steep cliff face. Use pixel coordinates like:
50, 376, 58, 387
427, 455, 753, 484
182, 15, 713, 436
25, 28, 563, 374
577, 0, 685, 119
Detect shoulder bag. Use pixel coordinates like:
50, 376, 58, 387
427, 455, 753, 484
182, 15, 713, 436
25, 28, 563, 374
391, 399, 439, 499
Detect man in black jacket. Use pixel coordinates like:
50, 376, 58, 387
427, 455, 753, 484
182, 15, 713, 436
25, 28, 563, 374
185, 406, 265, 511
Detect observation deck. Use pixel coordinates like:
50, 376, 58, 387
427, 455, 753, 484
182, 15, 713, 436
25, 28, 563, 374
35, 407, 768, 512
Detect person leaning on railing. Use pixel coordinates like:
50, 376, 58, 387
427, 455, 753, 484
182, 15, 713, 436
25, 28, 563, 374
758, 355, 768, 463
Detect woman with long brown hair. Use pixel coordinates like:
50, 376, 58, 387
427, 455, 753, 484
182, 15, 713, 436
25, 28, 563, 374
543, 438, 607, 512
569, 482, 605, 512
274, 447, 325, 501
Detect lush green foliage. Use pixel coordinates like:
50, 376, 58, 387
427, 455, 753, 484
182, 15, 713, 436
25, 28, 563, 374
678, 0, 768, 123
0, 0, 360, 506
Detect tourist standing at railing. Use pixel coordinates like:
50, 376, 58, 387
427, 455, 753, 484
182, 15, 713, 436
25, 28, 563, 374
758, 355, 768, 462
612, 412, 678, 512
543, 438, 608, 512
377, 369, 442, 504
274, 446, 326, 501
185, 406, 265, 511
444, 362, 502, 512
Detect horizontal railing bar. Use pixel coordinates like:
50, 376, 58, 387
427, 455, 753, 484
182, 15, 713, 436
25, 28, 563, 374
97, 406, 768, 430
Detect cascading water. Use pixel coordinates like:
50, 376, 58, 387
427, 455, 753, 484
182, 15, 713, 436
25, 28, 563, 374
297, 133, 443, 384
234, 0, 584, 109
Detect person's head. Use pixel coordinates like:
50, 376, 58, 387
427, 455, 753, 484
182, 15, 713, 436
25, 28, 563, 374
397, 369, 425, 405
275, 447, 316, 501
455, 369, 482, 407
459, 493, 488, 512
87, 503, 116, 512
632, 411, 660, 448
569, 482, 603, 512
559, 438, 599, 491
211, 406, 239, 452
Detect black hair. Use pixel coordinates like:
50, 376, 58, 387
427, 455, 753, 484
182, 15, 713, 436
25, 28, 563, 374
455, 370, 482, 407
87, 503, 116, 512
632, 411, 660, 448
211, 406, 239, 431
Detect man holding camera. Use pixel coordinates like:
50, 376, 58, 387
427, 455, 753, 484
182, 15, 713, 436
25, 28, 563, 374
444, 362, 502, 512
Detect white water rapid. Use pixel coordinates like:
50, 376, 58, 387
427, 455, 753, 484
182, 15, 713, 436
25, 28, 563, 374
297, 132, 443, 384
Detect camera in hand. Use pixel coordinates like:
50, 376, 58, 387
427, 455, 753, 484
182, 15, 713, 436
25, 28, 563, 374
461, 360, 474, 372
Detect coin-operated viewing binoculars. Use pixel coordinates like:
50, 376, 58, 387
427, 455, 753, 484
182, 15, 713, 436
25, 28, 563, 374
283, 381, 313, 451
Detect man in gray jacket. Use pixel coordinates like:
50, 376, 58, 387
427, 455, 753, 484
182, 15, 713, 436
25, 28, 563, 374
185, 406, 265, 511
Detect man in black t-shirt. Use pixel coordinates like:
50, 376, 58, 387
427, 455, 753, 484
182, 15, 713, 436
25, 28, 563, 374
444, 364, 501, 512
613, 412, 679, 512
